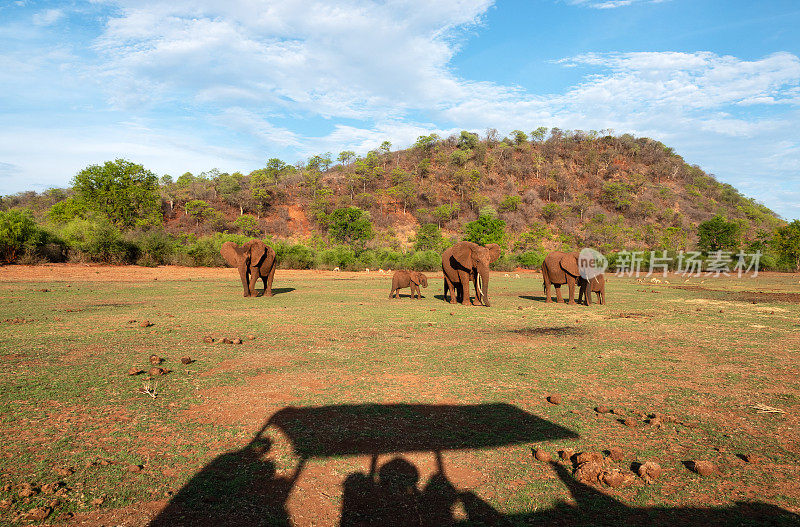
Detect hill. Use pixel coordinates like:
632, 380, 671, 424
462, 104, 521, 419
0, 129, 787, 269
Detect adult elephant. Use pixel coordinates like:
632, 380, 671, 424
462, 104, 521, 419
442, 241, 501, 307
220, 239, 277, 297
542, 251, 580, 304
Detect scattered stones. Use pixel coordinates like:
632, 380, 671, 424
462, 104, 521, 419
595, 405, 610, 414
128, 368, 144, 376
23, 507, 52, 521
689, 460, 716, 476
149, 354, 162, 365
638, 461, 662, 483
599, 469, 632, 488
127, 464, 143, 473
608, 447, 624, 462
139, 320, 152, 328
40, 481, 62, 494
18, 483, 38, 498
180, 356, 193, 365
533, 449, 552, 462
741, 453, 761, 463
575, 452, 603, 465
547, 394, 562, 405
559, 449, 575, 461
203, 336, 214, 343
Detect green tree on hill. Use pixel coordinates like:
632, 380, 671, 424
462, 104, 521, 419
773, 220, 800, 271
72, 159, 161, 229
697, 215, 741, 253
463, 210, 506, 248
328, 207, 373, 249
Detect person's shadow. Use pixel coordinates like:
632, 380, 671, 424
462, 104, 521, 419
149, 431, 301, 526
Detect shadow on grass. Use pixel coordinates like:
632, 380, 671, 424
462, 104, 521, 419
149, 403, 798, 526
513, 326, 583, 336
259, 287, 295, 296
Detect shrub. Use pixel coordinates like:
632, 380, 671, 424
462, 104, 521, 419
133, 230, 177, 266
0, 210, 44, 262
463, 213, 507, 248
328, 207, 373, 247
413, 224, 444, 252
408, 250, 440, 272
234, 214, 262, 236
273, 242, 315, 269
516, 250, 546, 269
317, 246, 356, 270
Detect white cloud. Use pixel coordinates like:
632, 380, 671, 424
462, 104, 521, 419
566, 0, 667, 8
32, 8, 65, 26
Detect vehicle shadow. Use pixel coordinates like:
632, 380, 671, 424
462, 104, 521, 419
149, 403, 798, 526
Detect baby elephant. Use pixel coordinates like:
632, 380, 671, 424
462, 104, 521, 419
578, 274, 606, 305
389, 270, 428, 299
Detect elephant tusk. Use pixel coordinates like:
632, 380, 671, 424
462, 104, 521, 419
477, 273, 484, 301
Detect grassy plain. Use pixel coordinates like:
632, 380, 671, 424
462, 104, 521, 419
0, 264, 798, 525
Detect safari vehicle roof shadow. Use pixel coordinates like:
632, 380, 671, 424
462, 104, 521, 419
266, 402, 579, 458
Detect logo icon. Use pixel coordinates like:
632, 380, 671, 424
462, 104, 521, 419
578, 248, 608, 280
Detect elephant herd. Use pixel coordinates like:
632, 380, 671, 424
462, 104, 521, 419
220, 240, 605, 306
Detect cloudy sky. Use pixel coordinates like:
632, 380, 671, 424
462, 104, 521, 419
1, 0, 799, 218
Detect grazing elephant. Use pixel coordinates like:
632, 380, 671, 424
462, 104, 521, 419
578, 274, 606, 305
542, 251, 580, 304
220, 239, 277, 297
389, 270, 428, 299
441, 241, 501, 307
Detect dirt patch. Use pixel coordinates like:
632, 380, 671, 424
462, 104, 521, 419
673, 286, 800, 304
513, 326, 583, 336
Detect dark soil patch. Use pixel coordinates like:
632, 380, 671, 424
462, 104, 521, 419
512, 326, 583, 336
673, 286, 800, 304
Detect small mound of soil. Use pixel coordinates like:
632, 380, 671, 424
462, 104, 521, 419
180, 356, 193, 365
139, 320, 152, 328
247, 335, 255, 340
637, 461, 662, 483
54, 467, 74, 477
559, 449, 575, 461
533, 449, 552, 462
40, 482, 62, 495
18, 483, 38, 498
648, 417, 663, 428
573, 461, 603, 484
740, 453, 761, 463
622, 418, 638, 428
126, 464, 143, 473
149, 355, 162, 365
128, 368, 144, 376
575, 452, 603, 465
232, 338, 242, 344
599, 469, 632, 488
595, 405, 610, 414
608, 447, 624, 462
222, 338, 233, 344
547, 394, 562, 405
203, 336, 214, 343
149, 367, 166, 376
689, 460, 716, 476
23, 507, 52, 521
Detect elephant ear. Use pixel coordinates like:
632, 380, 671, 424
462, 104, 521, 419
220, 242, 241, 268
560, 252, 580, 277
485, 243, 501, 263
450, 241, 474, 270
244, 239, 267, 267
409, 272, 420, 286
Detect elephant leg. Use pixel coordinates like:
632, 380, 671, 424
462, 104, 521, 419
457, 270, 471, 305
248, 265, 260, 297
264, 263, 275, 297
555, 285, 563, 304
445, 277, 457, 304
544, 281, 552, 303
566, 277, 576, 305
238, 265, 251, 297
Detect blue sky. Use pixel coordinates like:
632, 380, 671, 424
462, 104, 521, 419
1, 0, 799, 219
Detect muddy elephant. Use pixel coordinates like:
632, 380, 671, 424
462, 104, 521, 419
442, 241, 501, 307
578, 274, 606, 305
389, 270, 428, 299
542, 251, 581, 304
220, 239, 277, 297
